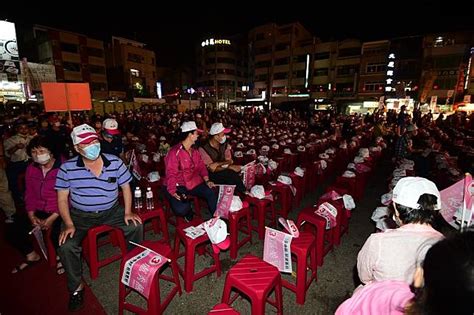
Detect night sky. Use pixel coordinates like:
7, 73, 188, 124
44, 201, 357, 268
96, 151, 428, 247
2, 0, 473, 67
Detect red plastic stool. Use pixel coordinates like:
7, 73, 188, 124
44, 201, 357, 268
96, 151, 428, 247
222, 255, 283, 315
208, 303, 240, 314
281, 231, 318, 304
83, 225, 127, 279
139, 206, 170, 243
296, 207, 335, 267
289, 173, 305, 207
228, 202, 252, 260
315, 199, 345, 246
118, 240, 181, 314
162, 195, 202, 226
245, 196, 276, 240
174, 218, 222, 292
268, 183, 293, 218
335, 176, 359, 200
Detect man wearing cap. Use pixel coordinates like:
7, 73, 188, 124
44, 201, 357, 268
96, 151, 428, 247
164, 121, 217, 221
357, 176, 443, 286
55, 124, 143, 311
100, 118, 124, 160
199, 123, 246, 194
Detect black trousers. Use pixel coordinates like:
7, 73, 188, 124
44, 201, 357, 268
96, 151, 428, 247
6, 211, 61, 256
209, 169, 246, 193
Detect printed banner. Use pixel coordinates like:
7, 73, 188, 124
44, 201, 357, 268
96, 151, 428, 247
440, 174, 474, 229
242, 162, 256, 190
278, 217, 299, 238
263, 227, 292, 273
314, 202, 338, 229
215, 185, 235, 219
121, 249, 168, 299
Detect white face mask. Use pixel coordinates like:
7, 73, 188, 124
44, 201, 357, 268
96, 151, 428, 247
34, 153, 51, 165
218, 135, 227, 144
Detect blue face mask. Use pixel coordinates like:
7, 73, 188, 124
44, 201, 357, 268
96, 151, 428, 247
82, 143, 101, 160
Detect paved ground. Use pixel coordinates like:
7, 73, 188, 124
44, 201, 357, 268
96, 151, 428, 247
85, 156, 392, 314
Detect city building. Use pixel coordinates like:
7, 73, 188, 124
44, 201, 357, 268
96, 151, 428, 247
21, 24, 108, 99
106, 36, 157, 100
196, 34, 248, 108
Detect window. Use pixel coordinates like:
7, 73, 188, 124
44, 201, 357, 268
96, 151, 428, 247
363, 82, 384, 92
312, 84, 328, 92
87, 47, 103, 58
128, 53, 144, 63
206, 69, 215, 75
255, 74, 268, 81
274, 57, 289, 66
366, 63, 386, 73
216, 57, 235, 64
338, 47, 360, 57
275, 43, 289, 51
90, 82, 107, 91
314, 68, 329, 76
336, 82, 354, 92
292, 55, 307, 63
89, 65, 105, 75
256, 46, 271, 55
273, 72, 288, 80
61, 42, 78, 53
255, 60, 271, 68
130, 69, 140, 77
256, 33, 265, 40
293, 70, 305, 78
63, 62, 80, 72
337, 65, 358, 76
314, 52, 330, 60
206, 58, 215, 65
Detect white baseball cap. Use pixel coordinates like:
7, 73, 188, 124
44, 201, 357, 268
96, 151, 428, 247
209, 122, 231, 135
181, 121, 202, 133
392, 177, 441, 210
297, 145, 305, 152
234, 151, 243, 158
71, 124, 99, 145
277, 175, 292, 185
103, 118, 120, 135
229, 196, 243, 212
147, 171, 160, 182
268, 160, 278, 170
250, 185, 266, 199
343, 170, 356, 178
284, 148, 292, 154
203, 218, 230, 253
294, 167, 305, 177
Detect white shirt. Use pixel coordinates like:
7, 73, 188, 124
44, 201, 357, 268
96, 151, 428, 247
4, 134, 32, 162
357, 223, 443, 284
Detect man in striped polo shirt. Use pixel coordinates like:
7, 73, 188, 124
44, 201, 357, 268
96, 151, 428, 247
55, 124, 143, 312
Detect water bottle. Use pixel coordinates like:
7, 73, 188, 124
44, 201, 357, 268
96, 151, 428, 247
134, 187, 143, 211
146, 187, 154, 210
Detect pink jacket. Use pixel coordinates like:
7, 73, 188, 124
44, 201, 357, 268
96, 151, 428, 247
164, 143, 208, 195
24, 159, 62, 214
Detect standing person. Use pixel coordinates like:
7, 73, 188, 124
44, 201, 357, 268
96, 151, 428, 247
3, 119, 33, 206
55, 124, 143, 312
394, 124, 417, 161
0, 140, 16, 223
8, 136, 63, 274
199, 122, 246, 193
163, 121, 217, 221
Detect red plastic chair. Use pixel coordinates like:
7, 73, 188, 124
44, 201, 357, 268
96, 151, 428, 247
222, 255, 283, 315
245, 196, 276, 240
228, 203, 252, 260
281, 231, 317, 305
268, 183, 293, 218
208, 303, 240, 314
118, 240, 181, 314
138, 206, 170, 243
174, 218, 221, 292
82, 225, 127, 279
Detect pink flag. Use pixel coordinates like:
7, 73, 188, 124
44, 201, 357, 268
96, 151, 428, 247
314, 202, 338, 229
464, 173, 473, 211
121, 249, 169, 299
278, 217, 300, 238
215, 185, 235, 219
30, 226, 48, 260
263, 227, 292, 273
441, 178, 465, 228
243, 162, 256, 189
129, 150, 143, 180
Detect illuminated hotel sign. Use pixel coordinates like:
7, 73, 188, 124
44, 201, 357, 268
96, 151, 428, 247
201, 38, 231, 47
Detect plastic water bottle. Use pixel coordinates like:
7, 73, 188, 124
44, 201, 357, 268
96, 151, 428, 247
146, 187, 154, 210
134, 187, 143, 211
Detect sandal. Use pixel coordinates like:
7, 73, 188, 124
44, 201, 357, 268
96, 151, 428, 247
11, 258, 40, 274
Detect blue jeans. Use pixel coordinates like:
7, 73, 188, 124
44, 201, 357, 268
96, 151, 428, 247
163, 183, 217, 217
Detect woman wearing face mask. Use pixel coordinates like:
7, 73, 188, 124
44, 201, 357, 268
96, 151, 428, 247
7, 136, 64, 274
164, 121, 217, 221
357, 177, 444, 286
198, 122, 246, 194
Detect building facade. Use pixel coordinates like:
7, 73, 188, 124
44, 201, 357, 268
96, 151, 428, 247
22, 25, 108, 99
106, 37, 157, 99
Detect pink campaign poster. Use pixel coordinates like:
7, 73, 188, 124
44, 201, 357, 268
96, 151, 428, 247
263, 227, 292, 273
215, 185, 235, 219
440, 174, 474, 229
243, 162, 256, 189
121, 249, 169, 298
